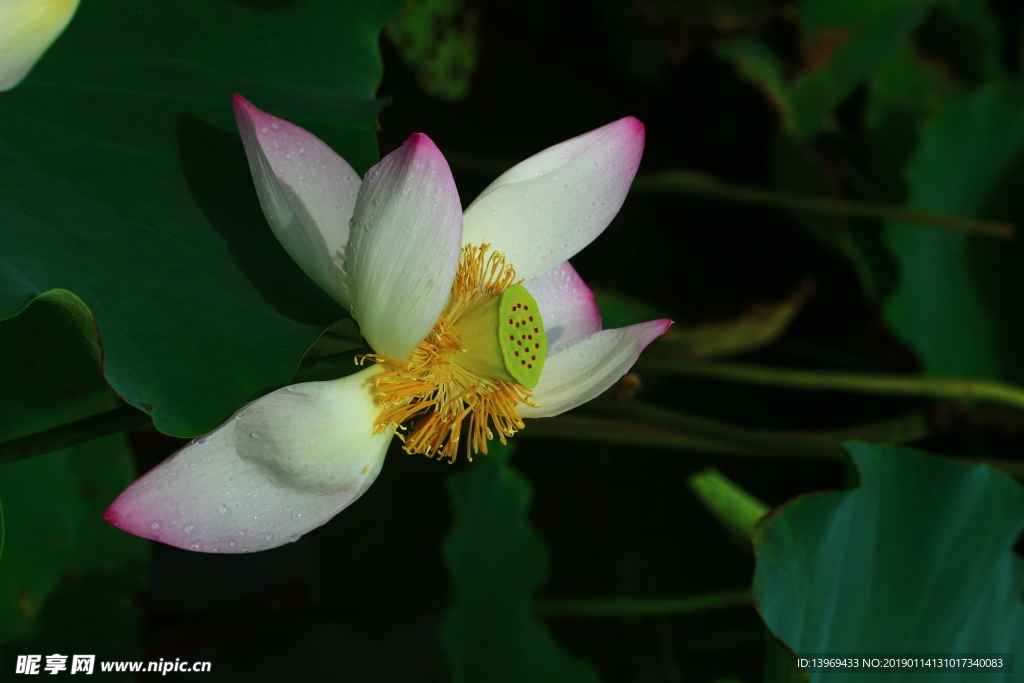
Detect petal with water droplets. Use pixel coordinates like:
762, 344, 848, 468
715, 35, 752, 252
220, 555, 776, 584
463, 117, 644, 280
234, 95, 360, 309
346, 133, 462, 361
104, 367, 393, 553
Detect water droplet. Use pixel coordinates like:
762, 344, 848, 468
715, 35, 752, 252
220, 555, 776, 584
150, 521, 162, 531
260, 127, 269, 134
271, 122, 280, 130
189, 541, 203, 551
183, 524, 195, 534
289, 534, 301, 543
239, 529, 246, 536
195, 436, 208, 445
250, 431, 264, 440
241, 549, 250, 553
292, 509, 304, 521
229, 540, 237, 547
217, 504, 230, 517
265, 533, 275, 542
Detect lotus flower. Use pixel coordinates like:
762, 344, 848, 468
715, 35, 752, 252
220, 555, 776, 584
103, 96, 671, 552
0, 0, 80, 91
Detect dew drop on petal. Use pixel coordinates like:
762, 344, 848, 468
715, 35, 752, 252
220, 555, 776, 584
217, 504, 230, 517
265, 533, 274, 542
150, 521, 162, 531
289, 534, 301, 543
183, 524, 195, 534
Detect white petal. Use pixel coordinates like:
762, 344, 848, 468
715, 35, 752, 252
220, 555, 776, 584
462, 117, 644, 280
0, 0, 79, 91
520, 319, 672, 418
104, 367, 393, 553
234, 95, 359, 309
523, 261, 602, 354
346, 133, 462, 361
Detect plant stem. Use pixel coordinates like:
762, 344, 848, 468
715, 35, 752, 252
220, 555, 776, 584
637, 359, 1024, 413
522, 415, 766, 455
533, 587, 753, 618
0, 405, 149, 467
447, 155, 1014, 238
633, 169, 1014, 238
526, 409, 930, 460
588, 400, 842, 458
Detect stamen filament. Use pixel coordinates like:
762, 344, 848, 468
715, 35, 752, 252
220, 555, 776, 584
362, 245, 539, 462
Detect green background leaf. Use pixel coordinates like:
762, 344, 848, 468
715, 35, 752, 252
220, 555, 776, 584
754, 442, 1024, 682
0, 301, 146, 659
441, 443, 599, 683
882, 83, 1024, 379
0, 0, 404, 436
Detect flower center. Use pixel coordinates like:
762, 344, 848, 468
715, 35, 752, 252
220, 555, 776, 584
362, 244, 547, 462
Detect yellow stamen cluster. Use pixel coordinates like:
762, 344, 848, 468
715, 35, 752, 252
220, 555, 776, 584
362, 245, 537, 463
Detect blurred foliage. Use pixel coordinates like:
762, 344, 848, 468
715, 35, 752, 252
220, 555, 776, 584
882, 83, 1024, 380
442, 442, 599, 682
0, 0, 402, 437
598, 281, 813, 360
717, 0, 943, 139
385, 0, 479, 101
0, 301, 145, 664
755, 443, 1024, 682
607, 0, 772, 82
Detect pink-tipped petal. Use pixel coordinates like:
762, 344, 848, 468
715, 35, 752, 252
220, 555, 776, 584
104, 367, 393, 553
462, 117, 645, 280
346, 133, 462, 361
519, 319, 672, 418
234, 95, 360, 309
0, 0, 80, 91
523, 261, 602, 354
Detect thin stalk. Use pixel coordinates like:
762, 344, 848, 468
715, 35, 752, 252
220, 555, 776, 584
522, 415, 764, 455
637, 359, 1024, 413
633, 170, 1014, 238
533, 587, 753, 618
528, 407, 933, 459
0, 405, 149, 467
447, 155, 1014, 238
